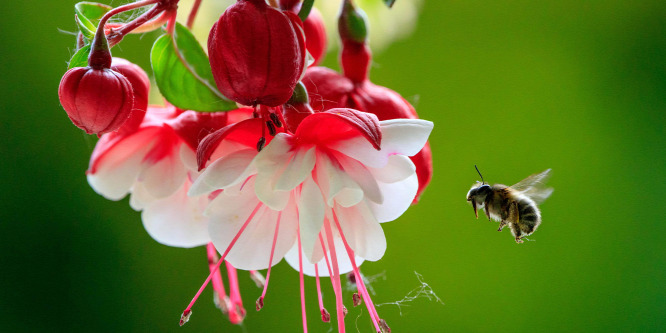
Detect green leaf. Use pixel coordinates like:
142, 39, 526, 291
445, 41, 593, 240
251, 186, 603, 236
68, 45, 91, 70
383, 0, 396, 8
151, 23, 235, 112
75, 2, 112, 40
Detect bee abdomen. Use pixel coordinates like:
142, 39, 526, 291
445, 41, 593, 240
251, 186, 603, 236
518, 203, 540, 235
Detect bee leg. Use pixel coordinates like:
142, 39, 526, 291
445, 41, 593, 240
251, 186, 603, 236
472, 201, 478, 219
498, 220, 507, 232
484, 204, 491, 221
510, 223, 524, 243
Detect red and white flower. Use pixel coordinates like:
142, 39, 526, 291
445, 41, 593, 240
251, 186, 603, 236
87, 105, 235, 247
188, 107, 432, 331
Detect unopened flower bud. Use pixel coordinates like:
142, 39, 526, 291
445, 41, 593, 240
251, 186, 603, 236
58, 66, 134, 135
303, 7, 327, 66
208, 0, 306, 107
110, 58, 150, 135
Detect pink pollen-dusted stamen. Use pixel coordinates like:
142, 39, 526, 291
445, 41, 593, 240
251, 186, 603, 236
257, 212, 282, 311
206, 243, 229, 314
297, 221, 309, 333
332, 212, 382, 332
314, 265, 330, 322
323, 220, 346, 333
180, 202, 262, 325
226, 262, 246, 324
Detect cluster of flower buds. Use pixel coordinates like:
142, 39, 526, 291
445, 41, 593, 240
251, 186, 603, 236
58, 1, 433, 332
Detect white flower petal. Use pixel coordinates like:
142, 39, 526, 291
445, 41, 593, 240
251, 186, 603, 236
254, 172, 291, 211
275, 147, 316, 191
334, 203, 386, 261
189, 148, 257, 197
369, 173, 419, 223
336, 153, 383, 204
330, 119, 433, 168
208, 191, 298, 270
284, 239, 365, 277
129, 182, 156, 211
87, 129, 159, 200
140, 145, 187, 199
141, 180, 210, 248
315, 152, 364, 208
180, 144, 198, 172
298, 175, 326, 263
369, 155, 416, 184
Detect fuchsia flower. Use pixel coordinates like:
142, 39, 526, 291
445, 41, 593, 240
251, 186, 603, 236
87, 105, 235, 247
187, 106, 433, 332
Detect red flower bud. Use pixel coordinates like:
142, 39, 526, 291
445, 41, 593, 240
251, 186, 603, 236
303, 67, 433, 203
208, 0, 306, 107
110, 58, 150, 135
303, 7, 327, 66
58, 66, 134, 135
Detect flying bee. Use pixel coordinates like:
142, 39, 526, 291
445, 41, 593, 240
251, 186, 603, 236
466, 166, 553, 243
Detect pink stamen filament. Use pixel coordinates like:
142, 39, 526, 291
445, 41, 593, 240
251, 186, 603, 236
297, 221, 309, 333
332, 211, 381, 331
180, 202, 262, 325
315, 264, 330, 322
226, 262, 246, 324
318, 234, 334, 277
206, 243, 229, 314
258, 212, 282, 309
323, 220, 346, 333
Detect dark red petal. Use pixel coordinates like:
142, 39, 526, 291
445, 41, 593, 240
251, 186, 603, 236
196, 118, 265, 170
295, 108, 381, 150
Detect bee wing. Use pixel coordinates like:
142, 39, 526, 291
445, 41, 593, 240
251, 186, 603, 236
510, 169, 553, 204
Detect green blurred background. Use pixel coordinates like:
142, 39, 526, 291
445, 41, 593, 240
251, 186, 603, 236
1, 0, 665, 332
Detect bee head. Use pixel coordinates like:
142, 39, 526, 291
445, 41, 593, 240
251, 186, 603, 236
467, 183, 492, 202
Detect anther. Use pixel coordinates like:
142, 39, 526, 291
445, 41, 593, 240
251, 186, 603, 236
353, 293, 362, 307
179, 309, 192, 326
257, 137, 266, 151
256, 297, 264, 311
321, 308, 331, 322
379, 319, 391, 333
343, 306, 348, 318
347, 272, 357, 285
266, 120, 277, 136
270, 112, 282, 128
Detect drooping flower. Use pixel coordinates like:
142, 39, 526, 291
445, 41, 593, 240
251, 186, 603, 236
87, 105, 236, 247
208, 0, 307, 107
303, 2, 433, 203
187, 107, 433, 332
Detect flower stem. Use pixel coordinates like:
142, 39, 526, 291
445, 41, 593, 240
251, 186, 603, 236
186, 0, 203, 29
